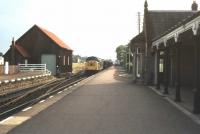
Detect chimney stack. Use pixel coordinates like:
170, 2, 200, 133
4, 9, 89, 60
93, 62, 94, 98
192, 0, 198, 11
11, 37, 15, 65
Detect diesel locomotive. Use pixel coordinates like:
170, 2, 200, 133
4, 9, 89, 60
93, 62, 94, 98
85, 56, 103, 74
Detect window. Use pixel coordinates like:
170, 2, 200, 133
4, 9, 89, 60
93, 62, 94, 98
63, 56, 66, 65
67, 56, 70, 65
137, 48, 141, 54
159, 59, 164, 72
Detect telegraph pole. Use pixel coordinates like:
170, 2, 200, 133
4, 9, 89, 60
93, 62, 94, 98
138, 12, 141, 34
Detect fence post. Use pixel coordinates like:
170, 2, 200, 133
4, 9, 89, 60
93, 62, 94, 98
44, 64, 46, 72
4, 62, 9, 75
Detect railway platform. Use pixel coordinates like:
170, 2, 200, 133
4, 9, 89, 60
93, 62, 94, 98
1, 66, 200, 134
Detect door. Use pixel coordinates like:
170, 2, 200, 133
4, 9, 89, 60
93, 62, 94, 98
41, 54, 56, 75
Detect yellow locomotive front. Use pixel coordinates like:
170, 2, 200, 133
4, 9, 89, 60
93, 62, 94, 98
85, 56, 103, 74
85, 60, 99, 71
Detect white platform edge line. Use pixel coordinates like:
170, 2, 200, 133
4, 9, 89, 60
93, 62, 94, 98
0, 116, 14, 124
22, 107, 32, 112
148, 86, 200, 125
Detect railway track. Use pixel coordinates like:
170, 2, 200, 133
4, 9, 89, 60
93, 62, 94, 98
0, 72, 88, 120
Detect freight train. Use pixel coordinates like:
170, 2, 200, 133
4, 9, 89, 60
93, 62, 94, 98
103, 59, 113, 69
85, 56, 113, 74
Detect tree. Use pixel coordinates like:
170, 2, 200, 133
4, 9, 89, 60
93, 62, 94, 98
115, 45, 126, 65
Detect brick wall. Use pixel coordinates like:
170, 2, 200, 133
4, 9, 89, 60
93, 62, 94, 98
9, 65, 19, 74
0, 65, 19, 75
0, 65, 3, 75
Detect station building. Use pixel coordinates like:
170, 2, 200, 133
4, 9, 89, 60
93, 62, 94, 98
130, 0, 200, 113
4, 25, 73, 75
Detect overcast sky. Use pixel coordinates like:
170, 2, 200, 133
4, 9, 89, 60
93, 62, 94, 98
0, 0, 197, 59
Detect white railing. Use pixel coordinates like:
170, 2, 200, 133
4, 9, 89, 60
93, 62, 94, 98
46, 69, 51, 75
19, 64, 46, 72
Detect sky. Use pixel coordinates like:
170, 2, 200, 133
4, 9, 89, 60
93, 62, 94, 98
0, 0, 197, 60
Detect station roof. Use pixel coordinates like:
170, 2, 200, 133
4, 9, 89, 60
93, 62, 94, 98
130, 32, 144, 44
149, 10, 196, 40
153, 11, 200, 41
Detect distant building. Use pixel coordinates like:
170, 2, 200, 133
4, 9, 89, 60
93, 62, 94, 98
0, 52, 4, 65
4, 25, 73, 75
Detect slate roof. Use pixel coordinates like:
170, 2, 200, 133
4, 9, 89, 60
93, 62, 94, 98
148, 10, 196, 40
130, 32, 145, 44
36, 25, 73, 51
153, 11, 200, 41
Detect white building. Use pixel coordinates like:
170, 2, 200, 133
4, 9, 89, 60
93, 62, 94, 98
0, 53, 4, 65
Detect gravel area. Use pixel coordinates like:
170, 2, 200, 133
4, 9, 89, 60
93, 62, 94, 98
0, 76, 57, 96
0, 72, 44, 81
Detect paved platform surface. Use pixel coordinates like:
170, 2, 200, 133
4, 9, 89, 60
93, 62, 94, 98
151, 85, 195, 113
3, 66, 200, 134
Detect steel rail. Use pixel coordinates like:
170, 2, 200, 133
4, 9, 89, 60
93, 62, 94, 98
0, 73, 87, 120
